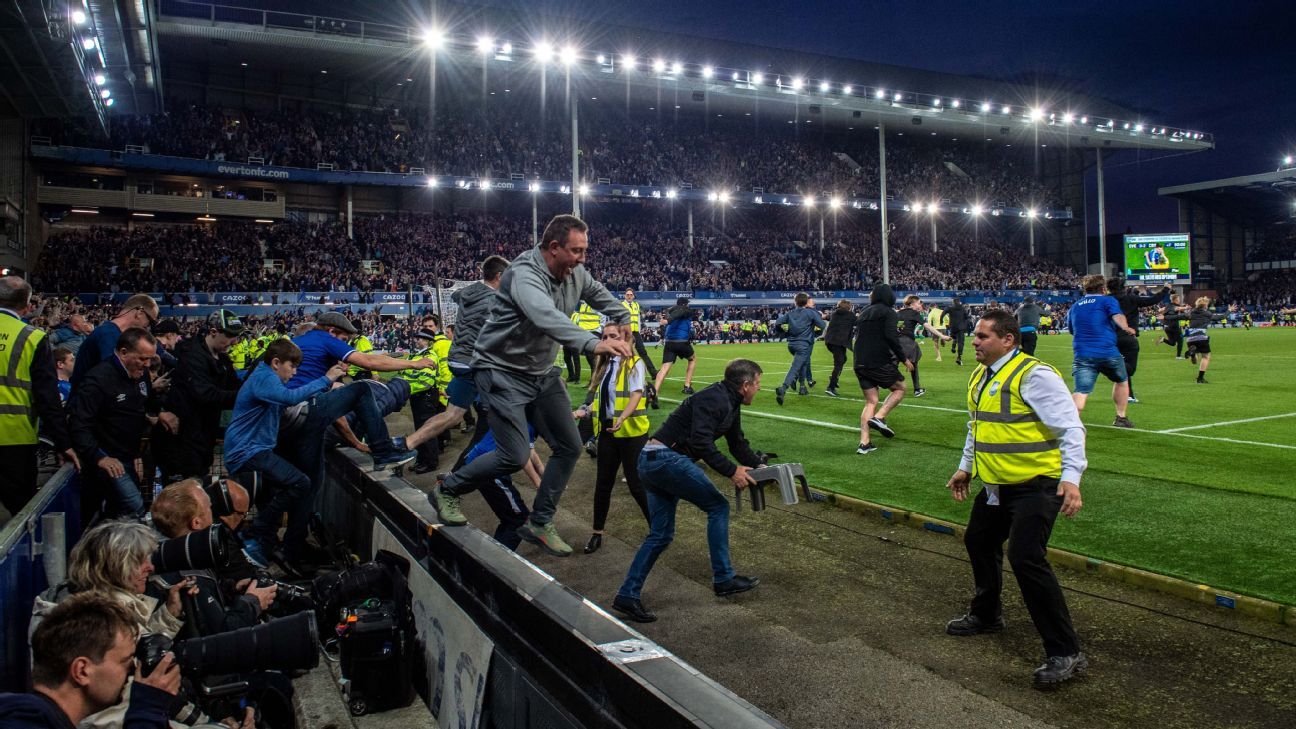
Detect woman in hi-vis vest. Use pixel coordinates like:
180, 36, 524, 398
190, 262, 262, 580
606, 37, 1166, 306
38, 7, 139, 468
572, 327, 651, 554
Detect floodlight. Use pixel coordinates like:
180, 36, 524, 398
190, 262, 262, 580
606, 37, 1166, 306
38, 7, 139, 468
477, 36, 493, 54
820, 81, 830, 93
560, 45, 578, 65
534, 41, 553, 61
803, 196, 816, 208
596, 54, 605, 63
913, 202, 923, 213
622, 53, 636, 70
893, 92, 903, 101
950, 99, 960, 108
1062, 113, 1074, 124
1029, 107, 1044, 121
500, 42, 512, 54
652, 58, 665, 73
104, 97, 114, 107
666, 188, 678, 199
99, 88, 110, 99
1284, 155, 1294, 166
980, 101, 992, 112
1134, 123, 1144, 132
427, 177, 438, 187
1080, 115, 1088, 124
932, 98, 941, 106
702, 65, 714, 78
81, 37, 96, 50
875, 88, 886, 99
1001, 105, 1011, 114
1027, 208, 1038, 218
970, 204, 983, 216
579, 184, 590, 196
791, 77, 804, 90
718, 191, 731, 203
71, 9, 86, 25
707, 192, 718, 202
671, 61, 682, 74
529, 181, 541, 192
930, 201, 939, 213
830, 197, 842, 209
94, 73, 106, 85
752, 72, 764, 84
842, 85, 852, 95
422, 28, 444, 49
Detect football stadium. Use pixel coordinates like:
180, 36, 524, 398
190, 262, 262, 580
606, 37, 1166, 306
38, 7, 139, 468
0, 1, 1293, 728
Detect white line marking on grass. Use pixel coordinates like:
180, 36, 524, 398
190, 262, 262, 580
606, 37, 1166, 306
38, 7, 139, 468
651, 376, 1296, 451
1157, 412, 1296, 434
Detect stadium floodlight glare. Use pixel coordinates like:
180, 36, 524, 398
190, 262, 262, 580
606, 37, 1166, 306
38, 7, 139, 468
718, 191, 731, 203
99, 88, 110, 99
875, 88, 885, 99
1062, 113, 1074, 124
707, 192, 718, 202
1284, 155, 1294, 166
791, 77, 804, 90
622, 53, 636, 70
94, 73, 106, 85
1134, 123, 1144, 132
104, 98, 114, 107
803, 196, 816, 208
820, 81, 830, 93
652, 58, 666, 73
1029, 107, 1044, 122
534, 41, 553, 62
893, 92, 903, 101
702, 65, 714, 78
579, 184, 590, 196
422, 28, 444, 49
1080, 115, 1088, 124
950, 99, 960, 108
932, 98, 941, 106
596, 53, 605, 63
930, 201, 940, 214
666, 188, 678, 199
830, 197, 842, 209
529, 181, 541, 192
671, 61, 683, 74
752, 72, 764, 84
477, 36, 493, 54
980, 101, 992, 112
970, 204, 984, 216
1001, 105, 1011, 114
426, 177, 438, 188
560, 45, 578, 65
913, 202, 924, 213
71, 9, 86, 25
842, 84, 852, 95
501, 42, 512, 54
81, 37, 96, 50
1027, 208, 1038, 218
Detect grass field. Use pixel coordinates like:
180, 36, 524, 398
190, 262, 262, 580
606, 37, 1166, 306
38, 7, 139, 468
582, 327, 1296, 605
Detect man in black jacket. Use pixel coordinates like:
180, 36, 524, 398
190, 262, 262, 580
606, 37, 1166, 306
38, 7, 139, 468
68, 328, 169, 523
852, 284, 912, 455
1106, 278, 1168, 402
612, 359, 765, 623
0, 593, 179, 729
946, 298, 969, 365
823, 299, 856, 397
158, 310, 244, 481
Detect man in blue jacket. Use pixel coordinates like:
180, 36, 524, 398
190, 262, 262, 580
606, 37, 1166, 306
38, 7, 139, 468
773, 292, 826, 405
0, 593, 179, 728
1067, 275, 1136, 428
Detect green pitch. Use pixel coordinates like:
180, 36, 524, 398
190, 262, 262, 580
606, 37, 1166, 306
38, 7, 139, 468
598, 327, 1296, 605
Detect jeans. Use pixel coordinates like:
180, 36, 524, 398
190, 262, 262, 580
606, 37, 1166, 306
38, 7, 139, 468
236, 449, 312, 556
617, 449, 733, 600
441, 368, 581, 526
782, 340, 812, 389
1071, 354, 1128, 394
99, 468, 145, 519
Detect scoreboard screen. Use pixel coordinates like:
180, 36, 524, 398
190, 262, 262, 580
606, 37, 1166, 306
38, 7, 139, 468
1124, 234, 1191, 284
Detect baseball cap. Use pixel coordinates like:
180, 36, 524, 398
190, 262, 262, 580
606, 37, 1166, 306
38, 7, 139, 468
316, 312, 358, 334
152, 319, 181, 336
207, 309, 245, 336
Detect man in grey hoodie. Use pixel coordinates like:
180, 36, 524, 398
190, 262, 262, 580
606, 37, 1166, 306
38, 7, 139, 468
428, 216, 632, 557
772, 292, 826, 405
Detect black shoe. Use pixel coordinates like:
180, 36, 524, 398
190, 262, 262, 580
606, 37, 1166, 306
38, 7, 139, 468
945, 613, 1005, 636
913, 388, 927, 397
1126, 395, 1140, 404
824, 387, 839, 397
612, 596, 657, 623
955, 358, 962, 366
807, 380, 817, 389
411, 463, 435, 475
1033, 653, 1088, 689
681, 386, 695, 395
868, 417, 895, 438
856, 442, 878, 455
645, 384, 660, 410
775, 386, 786, 405
1197, 376, 1208, 384
714, 575, 760, 596
798, 387, 809, 396
583, 533, 603, 554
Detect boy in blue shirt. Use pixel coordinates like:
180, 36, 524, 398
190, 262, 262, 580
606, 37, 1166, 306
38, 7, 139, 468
1067, 275, 1136, 428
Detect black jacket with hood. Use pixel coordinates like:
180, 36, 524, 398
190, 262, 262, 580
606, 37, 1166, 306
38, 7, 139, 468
853, 284, 907, 368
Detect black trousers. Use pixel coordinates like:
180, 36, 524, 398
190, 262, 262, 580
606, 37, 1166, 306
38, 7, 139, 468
826, 343, 849, 390
593, 430, 650, 531
963, 477, 1079, 658
950, 328, 966, 359
409, 390, 441, 468
563, 347, 582, 382
1117, 333, 1140, 396
632, 331, 658, 378
1020, 331, 1039, 356
0, 443, 38, 516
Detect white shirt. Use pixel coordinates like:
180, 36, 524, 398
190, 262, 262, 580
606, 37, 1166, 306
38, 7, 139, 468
600, 356, 646, 420
959, 349, 1087, 495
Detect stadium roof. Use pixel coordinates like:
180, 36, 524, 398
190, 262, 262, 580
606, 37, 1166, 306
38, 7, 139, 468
150, 0, 1213, 153
1159, 168, 1296, 228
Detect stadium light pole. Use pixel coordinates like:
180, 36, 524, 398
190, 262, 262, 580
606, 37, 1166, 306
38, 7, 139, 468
687, 201, 694, 251
879, 122, 890, 285
1096, 149, 1107, 274
930, 205, 938, 253
566, 61, 580, 217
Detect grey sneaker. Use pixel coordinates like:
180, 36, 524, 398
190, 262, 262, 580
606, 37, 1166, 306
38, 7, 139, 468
428, 487, 467, 526
1112, 416, 1134, 428
517, 520, 573, 557
1033, 653, 1088, 689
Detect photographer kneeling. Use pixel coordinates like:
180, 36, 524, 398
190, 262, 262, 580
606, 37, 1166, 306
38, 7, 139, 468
0, 593, 180, 728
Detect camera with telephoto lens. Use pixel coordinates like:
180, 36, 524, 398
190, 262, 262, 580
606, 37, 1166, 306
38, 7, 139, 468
151, 523, 241, 573
136, 610, 321, 680
257, 577, 316, 617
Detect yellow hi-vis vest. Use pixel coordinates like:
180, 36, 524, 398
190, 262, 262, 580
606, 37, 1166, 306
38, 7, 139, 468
591, 356, 649, 438
348, 335, 374, 377
574, 303, 601, 331
622, 300, 642, 333
0, 314, 43, 446
400, 348, 440, 395
229, 340, 248, 369
966, 352, 1062, 485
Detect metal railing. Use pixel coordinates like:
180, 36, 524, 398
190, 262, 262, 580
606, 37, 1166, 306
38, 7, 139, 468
159, 0, 418, 45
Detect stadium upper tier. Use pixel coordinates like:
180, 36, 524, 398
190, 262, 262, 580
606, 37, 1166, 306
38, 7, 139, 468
37, 102, 1064, 209
33, 212, 1079, 294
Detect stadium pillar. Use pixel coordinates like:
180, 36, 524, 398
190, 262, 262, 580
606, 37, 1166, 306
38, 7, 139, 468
1029, 218, 1036, 257
819, 215, 825, 253
1096, 148, 1107, 273
931, 216, 937, 253
879, 123, 890, 285
687, 203, 694, 251
345, 186, 354, 240
571, 92, 580, 218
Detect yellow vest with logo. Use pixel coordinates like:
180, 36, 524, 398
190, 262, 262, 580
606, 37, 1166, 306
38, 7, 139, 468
0, 314, 43, 445
400, 348, 439, 395
591, 356, 650, 438
622, 300, 642, 333
348, 335, 374, 377
966, 352, 1062, 485
574, 303, 601, 332
229, 340, 248, 369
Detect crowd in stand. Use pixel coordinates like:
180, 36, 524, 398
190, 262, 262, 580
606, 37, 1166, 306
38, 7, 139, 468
39, 101, 1062, 208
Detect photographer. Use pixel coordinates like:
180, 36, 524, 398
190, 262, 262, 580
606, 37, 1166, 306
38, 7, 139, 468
1, 593, 179, 728
151, 481, 277, 634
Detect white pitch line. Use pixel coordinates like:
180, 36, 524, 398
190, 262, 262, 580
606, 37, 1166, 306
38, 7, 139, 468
649, 376, 1296, 451
1157, 412, 1296, 434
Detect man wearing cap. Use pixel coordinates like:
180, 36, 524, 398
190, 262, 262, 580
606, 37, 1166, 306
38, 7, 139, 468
151, 319, 182, 374
427, 215, 632, 557
401, 318, 452, 473
158, 310, 245, 480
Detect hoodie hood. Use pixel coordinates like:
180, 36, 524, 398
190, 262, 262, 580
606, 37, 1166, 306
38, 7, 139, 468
869, 284, 896, 307
0, 692, 72, 728
447, 281, 499, 365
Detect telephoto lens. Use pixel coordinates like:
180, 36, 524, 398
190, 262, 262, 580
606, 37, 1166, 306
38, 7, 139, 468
137, 611, 321, 677
151, 523, 241, 572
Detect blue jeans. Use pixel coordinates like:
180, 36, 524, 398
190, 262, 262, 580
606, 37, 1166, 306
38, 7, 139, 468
234, 450, 312, 556
782, 340, 812, 389
1071, 354, 1127, 394
617, 449, 734, 601
100, 468, 144, 519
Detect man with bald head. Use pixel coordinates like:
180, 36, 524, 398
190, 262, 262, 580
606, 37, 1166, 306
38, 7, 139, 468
0, 276, 75, 518
69, 293, 160, 389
